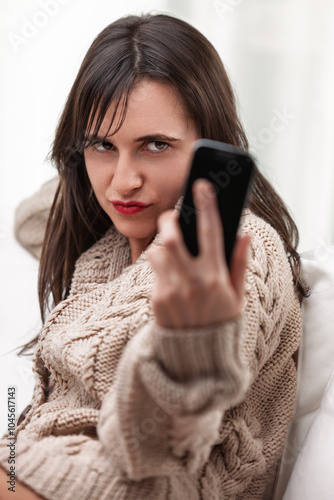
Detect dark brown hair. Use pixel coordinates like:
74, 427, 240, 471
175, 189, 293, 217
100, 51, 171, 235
19, 13, 309, 355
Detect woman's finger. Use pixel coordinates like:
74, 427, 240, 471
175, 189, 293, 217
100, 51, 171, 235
156, 210, 192, 274
145, 246, 187, 328
193, 179, 226, 269
146, 244, 179, 286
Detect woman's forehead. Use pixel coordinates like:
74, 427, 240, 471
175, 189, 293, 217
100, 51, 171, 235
86, 81, 192, 137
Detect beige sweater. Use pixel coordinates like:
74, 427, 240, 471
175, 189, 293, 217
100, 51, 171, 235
0, 197, 302, 499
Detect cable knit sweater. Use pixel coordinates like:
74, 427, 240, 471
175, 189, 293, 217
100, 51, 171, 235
0, 197, 302, 500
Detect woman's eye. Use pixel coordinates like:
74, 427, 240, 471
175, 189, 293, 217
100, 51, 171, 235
94, 141, 113, 152
146, 141, 168, 152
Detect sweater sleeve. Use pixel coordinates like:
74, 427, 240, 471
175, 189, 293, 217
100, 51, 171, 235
98, 316, 249, 481
14, 176, 58, 259
97, 215, 300, 487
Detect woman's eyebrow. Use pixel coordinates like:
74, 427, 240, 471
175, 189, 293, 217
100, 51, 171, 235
85, 133, 180, 143
134, 134, 180, 143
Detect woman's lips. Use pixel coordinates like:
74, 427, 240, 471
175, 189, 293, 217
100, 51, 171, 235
111, 203, 151, 215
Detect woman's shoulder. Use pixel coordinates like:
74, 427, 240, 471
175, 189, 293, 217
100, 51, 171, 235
241, 208, 283, 241
240, 208, 288, 259
240, 208, 294, 288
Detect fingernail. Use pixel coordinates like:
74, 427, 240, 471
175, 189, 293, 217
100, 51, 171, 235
204, 181, 215, 196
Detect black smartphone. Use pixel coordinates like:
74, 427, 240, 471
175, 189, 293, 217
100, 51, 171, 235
178, 139, 255, 268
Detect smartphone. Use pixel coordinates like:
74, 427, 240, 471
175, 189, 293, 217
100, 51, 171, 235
178, 139, 255, 268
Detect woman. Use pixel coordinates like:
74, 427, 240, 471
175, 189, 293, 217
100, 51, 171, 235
0, 13, 307, 499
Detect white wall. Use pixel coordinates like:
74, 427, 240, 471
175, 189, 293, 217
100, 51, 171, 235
208, 0, 334, 254
168, 0, 334, 253
1, 0, 334, 252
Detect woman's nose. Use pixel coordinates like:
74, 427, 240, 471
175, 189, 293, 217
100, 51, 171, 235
111, 153, 143, 194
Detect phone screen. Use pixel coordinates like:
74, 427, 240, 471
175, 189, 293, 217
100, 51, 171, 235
178, 139, 255, 267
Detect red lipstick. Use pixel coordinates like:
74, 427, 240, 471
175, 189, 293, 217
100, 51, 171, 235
111, 200, 150, 207
111, 200, 151, 215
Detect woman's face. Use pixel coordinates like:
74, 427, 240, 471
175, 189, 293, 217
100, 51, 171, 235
84, 79, 200, 263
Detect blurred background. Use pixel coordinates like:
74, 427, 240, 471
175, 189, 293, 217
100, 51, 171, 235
1, 0, 334, 431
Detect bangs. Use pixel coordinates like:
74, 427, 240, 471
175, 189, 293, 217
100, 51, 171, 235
75, 50, 141, 151
82, 85, 131, 150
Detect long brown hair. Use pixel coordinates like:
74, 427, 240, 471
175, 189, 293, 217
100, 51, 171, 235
19, 13, 308, 355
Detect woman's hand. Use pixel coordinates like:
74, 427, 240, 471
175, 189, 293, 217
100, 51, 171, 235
146, 179, 251, 329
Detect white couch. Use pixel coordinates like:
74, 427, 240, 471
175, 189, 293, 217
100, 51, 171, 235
274, 245, 334, 499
